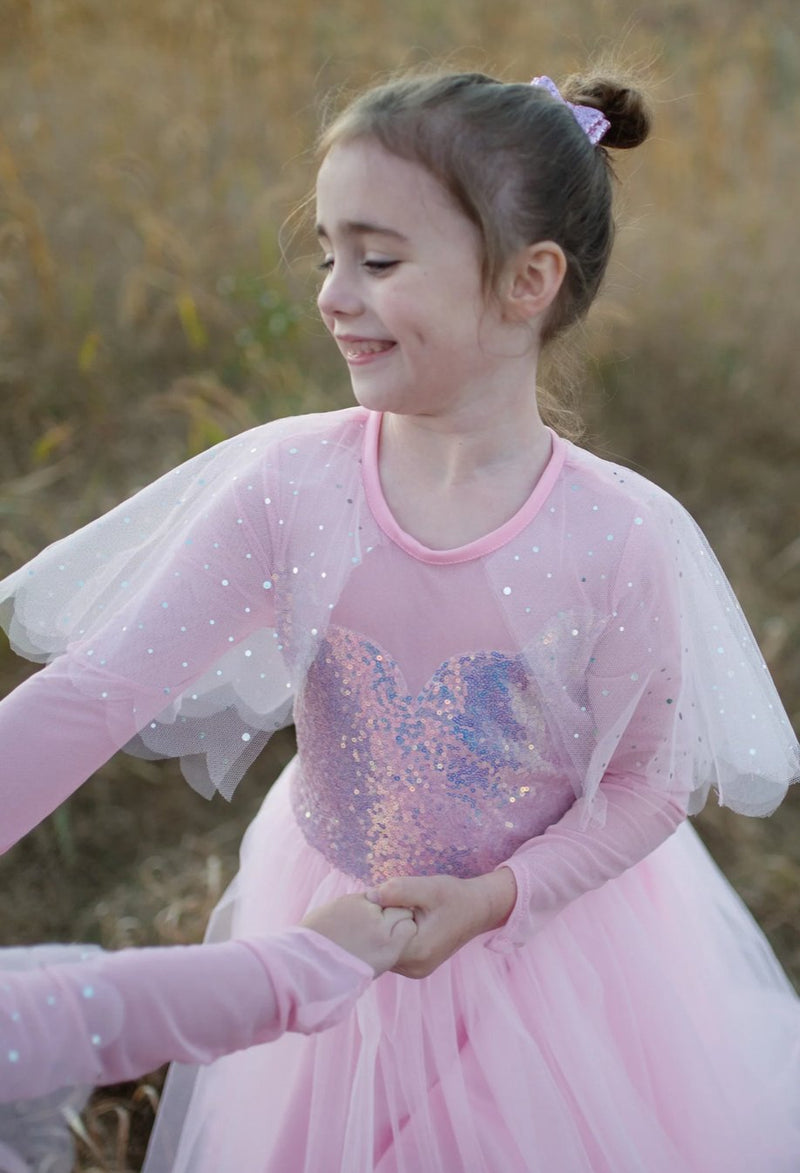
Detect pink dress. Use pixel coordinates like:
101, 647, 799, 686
1, 407, 799, 1171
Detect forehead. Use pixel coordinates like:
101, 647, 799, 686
315, 139, 470, 243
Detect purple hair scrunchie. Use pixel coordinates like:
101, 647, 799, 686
530, 76, 610, 146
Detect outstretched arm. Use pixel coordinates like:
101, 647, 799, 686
0, 467, 280, 852
0, 659, 127, 852
0, 896, 415, 1102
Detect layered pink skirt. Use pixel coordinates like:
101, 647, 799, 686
145, 761, 800, 1173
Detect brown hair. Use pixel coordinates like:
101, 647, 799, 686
318, 69, 651, 347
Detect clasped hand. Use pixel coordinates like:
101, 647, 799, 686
366, 867, 517, 979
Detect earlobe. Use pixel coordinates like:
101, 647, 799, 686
504, 242, 567, 323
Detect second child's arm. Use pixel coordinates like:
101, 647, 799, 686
1, 895, 415, 1101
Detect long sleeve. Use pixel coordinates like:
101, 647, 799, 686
488, 779, 686, 949
489, 496, 691, 951
0, 662, 129, 851
0, 412, 375, 831
0, 461, 282, 851
0, 928, 372, 1102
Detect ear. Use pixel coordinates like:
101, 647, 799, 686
501, 241, 567, 324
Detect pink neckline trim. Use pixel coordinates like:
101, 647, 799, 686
362, 410, 567, 565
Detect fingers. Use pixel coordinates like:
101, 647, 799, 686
390, 917, 418, 947
380, 906, 414, 927
380, 906, 417, 939
372, 876, 428, 909
301, 894, 418, 974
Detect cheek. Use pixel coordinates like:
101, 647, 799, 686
381, 293, 424, 342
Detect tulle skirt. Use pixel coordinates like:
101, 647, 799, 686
144, 760, 800, 1173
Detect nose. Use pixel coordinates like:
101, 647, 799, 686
317, 264, 364, 320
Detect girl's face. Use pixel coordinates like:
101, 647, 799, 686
315, 138, 517, 420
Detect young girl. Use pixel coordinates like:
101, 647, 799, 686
1, 68, 799, 1172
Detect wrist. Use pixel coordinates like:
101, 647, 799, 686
467, 867, 517, 935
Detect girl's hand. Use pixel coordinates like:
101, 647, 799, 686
301, 894, 417, 977
367, 868, 517, 979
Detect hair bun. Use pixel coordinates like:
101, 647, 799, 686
561, 74, 651, 150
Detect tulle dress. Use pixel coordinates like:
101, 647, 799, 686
1, 406, 799, 1172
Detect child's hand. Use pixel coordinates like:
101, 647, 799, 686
301, 894, 417, 977
367, 868, 517, 979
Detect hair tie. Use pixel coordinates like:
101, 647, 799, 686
530, 76, 610, 146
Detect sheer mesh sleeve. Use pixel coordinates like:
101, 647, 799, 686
486, 467, 799, 948
0, 452, 285, 848
0, 410, 374, 848
487, 450, 798, 822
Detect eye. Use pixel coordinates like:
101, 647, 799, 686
363, 260, 398, 274
316, 256, 334, 273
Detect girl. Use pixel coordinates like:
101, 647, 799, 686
1, 68, 799, 1172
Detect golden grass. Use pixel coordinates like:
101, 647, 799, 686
0, 2, 798, 1167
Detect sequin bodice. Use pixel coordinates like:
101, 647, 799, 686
292, 627, 576, 883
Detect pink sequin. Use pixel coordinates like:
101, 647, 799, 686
292, 626, 576, 882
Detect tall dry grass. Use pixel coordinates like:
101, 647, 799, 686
0, 2, 798, 1167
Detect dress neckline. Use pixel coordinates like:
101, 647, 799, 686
361, 409, 567, 565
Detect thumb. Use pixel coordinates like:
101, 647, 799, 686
374, 876, 427, 909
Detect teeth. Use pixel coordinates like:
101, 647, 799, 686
344, 340, 393, 358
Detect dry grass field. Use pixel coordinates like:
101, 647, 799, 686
0, 1, 798, 1167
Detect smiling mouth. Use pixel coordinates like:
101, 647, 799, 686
340, 339, 395, 360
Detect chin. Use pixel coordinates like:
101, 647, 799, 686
349, 382, 413, 415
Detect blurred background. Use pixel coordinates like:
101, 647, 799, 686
0, 0, 798, 1167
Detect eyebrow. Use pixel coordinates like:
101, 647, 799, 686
315, 220, 410, 244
